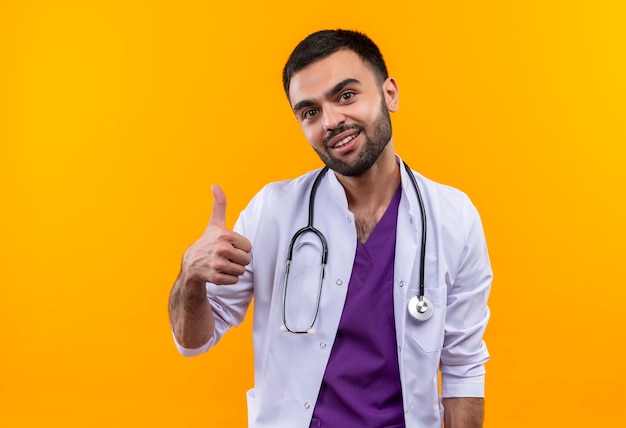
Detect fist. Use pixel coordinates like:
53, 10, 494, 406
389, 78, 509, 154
182, 184, 252, 286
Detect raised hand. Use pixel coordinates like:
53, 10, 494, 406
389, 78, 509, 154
182, 184, 252, 287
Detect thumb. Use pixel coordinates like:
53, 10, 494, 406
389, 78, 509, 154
208, 184, 227, 228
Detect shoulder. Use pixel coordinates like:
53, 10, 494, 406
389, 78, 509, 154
407, 169, 491, 286
407, 169, 483, 249
411, 170, 476, 214
250, 168, 325, 205
234, 168, 325, 235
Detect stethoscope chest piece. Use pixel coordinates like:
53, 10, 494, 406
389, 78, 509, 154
408, 295, 434, 321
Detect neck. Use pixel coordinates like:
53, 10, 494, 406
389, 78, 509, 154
334, 146, 400, 242
335, 146, 400, 210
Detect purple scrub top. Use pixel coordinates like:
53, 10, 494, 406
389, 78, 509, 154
311, 186, 405, 428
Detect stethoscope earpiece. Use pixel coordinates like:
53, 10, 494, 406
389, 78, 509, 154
408, 295, 433, 322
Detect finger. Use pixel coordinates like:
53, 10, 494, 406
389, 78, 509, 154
211, 238, 252, 265
210, 272, 242, 286
226, 246, 252, 266
230, 233, 253, 254
214, 257, 248, 278
209, 184, 227, 228
207, 252, 249, 285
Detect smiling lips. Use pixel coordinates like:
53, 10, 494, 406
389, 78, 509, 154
328, 130, 360, 150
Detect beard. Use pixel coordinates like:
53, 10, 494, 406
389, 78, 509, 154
313, 97, 392, 177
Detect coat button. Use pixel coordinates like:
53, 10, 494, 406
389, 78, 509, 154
304, 402, 311, 409
320, 341, 326, 349
399, 281, 404, 287
336, 279, 343, 286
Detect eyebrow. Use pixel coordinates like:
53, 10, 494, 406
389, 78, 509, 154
292, 78, 362, 114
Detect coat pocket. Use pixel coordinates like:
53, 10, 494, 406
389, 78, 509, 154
405, 286, 446, 353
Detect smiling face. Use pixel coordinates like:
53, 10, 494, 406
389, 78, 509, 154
288, 49, 399, 177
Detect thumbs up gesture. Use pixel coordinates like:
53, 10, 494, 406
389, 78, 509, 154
182, 185, 252, 286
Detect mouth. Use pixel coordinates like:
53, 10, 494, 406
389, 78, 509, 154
327, 129, 361, 150
332, 132, 359, 149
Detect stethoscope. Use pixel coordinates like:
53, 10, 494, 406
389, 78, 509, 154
282, 162, 433, 334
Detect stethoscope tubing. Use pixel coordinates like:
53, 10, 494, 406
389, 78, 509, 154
282, 166, 329, 333
403, 162, 427, 302
282, 162, 431, 333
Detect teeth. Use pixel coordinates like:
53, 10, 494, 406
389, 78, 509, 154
334, 133, 357, 148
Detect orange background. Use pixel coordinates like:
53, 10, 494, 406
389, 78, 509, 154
1, 1, 625, 426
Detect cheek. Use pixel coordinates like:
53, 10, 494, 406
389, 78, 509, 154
360, 102, 382, 123
301, 123, 324, 147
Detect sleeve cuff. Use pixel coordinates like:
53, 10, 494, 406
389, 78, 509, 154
172, 331, 212, 357
441, 375, 485, 398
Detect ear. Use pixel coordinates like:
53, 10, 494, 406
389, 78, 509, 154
383, 77, 399, 112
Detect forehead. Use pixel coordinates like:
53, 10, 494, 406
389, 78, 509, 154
288, 49, 378, 105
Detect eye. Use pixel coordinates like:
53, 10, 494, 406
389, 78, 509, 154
302, 108, 319, 120
340, 91, 356, 102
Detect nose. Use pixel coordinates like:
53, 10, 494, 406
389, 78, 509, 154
322, 105, 345, 132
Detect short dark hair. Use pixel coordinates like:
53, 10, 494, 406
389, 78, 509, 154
282, 29, 389, 98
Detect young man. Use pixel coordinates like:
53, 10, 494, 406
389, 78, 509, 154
169, 29, 492, 427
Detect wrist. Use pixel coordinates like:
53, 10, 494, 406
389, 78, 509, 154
180, 272, 207, 301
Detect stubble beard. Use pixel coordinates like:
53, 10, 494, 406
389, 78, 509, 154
313, 98, 392, 177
